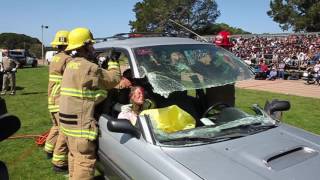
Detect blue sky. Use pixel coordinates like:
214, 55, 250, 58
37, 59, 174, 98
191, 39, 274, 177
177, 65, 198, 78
215, 0, 287, 34
0, 0, 287, 45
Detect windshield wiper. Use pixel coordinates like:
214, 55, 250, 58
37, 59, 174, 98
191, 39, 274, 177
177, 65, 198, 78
220, 123, 277, 134
207, 133, 247, 142
159, 137, 215, 143
159, 133, 246, 144
248, 124, 278, 133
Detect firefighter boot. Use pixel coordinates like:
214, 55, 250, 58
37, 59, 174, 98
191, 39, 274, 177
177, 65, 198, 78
53, 165, 68, 173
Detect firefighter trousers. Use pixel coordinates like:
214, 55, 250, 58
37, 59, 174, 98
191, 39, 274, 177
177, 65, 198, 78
66, 135, 97, 180
45, 112, 68, 167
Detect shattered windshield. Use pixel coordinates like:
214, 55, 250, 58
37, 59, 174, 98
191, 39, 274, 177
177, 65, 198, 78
142, 105, 277, 146
133, 44, 253, 97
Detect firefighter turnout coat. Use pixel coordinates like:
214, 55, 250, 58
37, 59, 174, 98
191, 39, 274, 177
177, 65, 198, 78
48, 52, 71, 113
45, 51, 71, 155
59, 57, 120, 140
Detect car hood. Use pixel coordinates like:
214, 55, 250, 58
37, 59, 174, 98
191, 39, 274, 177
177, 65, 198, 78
160, 124, 320, 180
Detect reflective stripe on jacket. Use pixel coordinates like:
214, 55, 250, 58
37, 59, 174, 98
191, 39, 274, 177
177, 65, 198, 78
60, 87, 106, 100
59, 57, 120, 140
48, 52, 71, 113
49, 74, 63, 82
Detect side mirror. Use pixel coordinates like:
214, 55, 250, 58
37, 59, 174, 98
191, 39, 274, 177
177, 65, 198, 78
107, 119, 140, 138
264, 99, 290, 120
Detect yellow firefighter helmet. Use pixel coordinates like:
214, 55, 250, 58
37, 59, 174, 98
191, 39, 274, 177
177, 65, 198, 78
51, 30, 69, 47
65, 27, 94, 51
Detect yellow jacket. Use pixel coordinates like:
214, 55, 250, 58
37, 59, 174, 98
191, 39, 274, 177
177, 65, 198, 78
48, 51, 71, 113
59, 57, 120, 140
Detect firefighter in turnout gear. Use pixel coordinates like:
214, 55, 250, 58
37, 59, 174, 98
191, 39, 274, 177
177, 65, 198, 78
59, 27, 120, 179
0, 49, 20, 95
45, 30, 71, 172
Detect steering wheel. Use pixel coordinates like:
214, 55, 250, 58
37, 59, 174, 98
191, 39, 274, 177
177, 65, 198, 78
202, 102, 231, 118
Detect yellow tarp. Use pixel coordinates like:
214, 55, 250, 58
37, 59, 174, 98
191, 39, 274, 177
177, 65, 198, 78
141, 105, 196, 133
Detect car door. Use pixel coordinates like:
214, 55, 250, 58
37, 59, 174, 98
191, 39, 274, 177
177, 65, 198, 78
98, 115, 170, 180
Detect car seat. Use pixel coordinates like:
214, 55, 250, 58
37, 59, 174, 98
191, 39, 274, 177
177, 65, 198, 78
157, 91, 201, 121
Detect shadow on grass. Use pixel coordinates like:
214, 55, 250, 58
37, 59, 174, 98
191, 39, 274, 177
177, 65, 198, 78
1, 86, 25, 91
16, 86, 25, 90
94, 175, 105, 180
4, 87, 47, 95
20, 92, 46, 95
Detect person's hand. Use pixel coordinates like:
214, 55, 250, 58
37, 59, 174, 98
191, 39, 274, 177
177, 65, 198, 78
118, 77, 132, 89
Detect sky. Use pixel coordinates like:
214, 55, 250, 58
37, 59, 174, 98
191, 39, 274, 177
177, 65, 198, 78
0, 0, 288, 46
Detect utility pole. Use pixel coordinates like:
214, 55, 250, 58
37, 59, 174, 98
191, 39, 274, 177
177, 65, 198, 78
41, 25, 49, 64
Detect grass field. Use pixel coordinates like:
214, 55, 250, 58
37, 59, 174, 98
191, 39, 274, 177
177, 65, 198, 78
0, 67, 319, 180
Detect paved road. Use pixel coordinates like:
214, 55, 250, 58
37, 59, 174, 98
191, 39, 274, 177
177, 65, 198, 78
236, 79, 320, 99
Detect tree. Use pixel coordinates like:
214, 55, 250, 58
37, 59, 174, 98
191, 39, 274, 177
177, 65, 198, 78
267, 0, 320, 32
29, 44, 42, 58
196, 23, 250, 35
130, 0, 220, 33
0, 33, 42, 58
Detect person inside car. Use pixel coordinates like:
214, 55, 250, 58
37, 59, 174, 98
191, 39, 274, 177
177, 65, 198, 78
95, 69, 133, 118
118, 86, 155, 125
169, 51, 191, 73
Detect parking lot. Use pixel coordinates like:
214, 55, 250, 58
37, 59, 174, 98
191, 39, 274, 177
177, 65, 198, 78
236, 79, 320, 99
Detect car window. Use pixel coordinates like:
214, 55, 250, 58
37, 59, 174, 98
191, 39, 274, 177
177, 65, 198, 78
9, 51, 24, 57
133, 44, 253, 97
118, 52, 130, 72
96, 49, 131, 74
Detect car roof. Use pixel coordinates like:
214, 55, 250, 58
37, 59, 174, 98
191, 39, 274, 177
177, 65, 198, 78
94, 37, 210, 49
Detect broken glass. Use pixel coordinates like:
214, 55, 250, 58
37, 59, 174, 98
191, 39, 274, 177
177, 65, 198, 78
134, 44, 253, 97
144, 105, 276, 145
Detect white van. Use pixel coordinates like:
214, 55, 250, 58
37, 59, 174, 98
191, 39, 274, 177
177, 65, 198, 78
9, 49, 37, 68
45, 51, 57, 64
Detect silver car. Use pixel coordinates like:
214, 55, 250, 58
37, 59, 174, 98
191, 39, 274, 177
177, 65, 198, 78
94, 36, 320, 180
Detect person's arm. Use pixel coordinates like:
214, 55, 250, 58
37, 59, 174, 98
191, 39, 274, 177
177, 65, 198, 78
97, 60, 121, 90
87, 62, 121, 105
13, 59, 20, 69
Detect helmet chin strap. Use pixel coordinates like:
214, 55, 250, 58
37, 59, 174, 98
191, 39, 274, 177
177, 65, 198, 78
57, 45, 67, 52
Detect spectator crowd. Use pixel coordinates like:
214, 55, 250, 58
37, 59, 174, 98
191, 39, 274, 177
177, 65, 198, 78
229, 33, 320, 80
